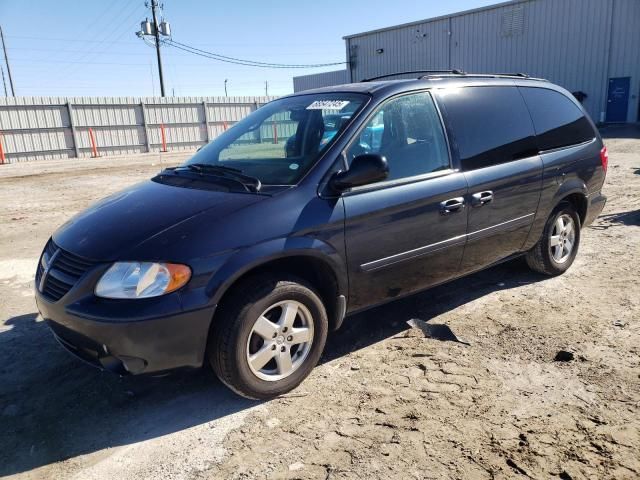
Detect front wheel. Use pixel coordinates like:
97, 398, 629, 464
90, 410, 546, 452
526, 202, 581, 276
208, 274, 328, 400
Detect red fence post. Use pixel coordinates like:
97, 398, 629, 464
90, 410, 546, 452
160, 123, 168, 152
272, 122, 278, 144
0, 132, 5, 165
88, 128, 99, 158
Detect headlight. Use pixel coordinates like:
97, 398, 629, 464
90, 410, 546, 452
95, 262, 191, 299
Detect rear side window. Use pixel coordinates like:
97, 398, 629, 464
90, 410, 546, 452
519, 87, 595, 151
436, 86, 537, 171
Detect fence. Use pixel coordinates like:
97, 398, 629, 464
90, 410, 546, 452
0, 95, 278, 164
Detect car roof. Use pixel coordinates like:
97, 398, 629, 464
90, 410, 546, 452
287, 74, 557, 99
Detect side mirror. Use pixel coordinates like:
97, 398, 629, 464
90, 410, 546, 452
329, 154, 389, 192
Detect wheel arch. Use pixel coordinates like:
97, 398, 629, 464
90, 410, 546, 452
557, 191, 587, 226
207, 239, 348, 332
548, 177, 589, 226
523, 180, 588, 251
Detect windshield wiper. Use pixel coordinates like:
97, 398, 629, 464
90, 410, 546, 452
178, 163, 262, 192
187, 163, 243, 174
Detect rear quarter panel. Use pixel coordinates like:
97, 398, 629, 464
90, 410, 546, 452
523, 138, 604, 250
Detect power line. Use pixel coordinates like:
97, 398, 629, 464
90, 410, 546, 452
8, 46, 152, 56
5, 35, 139, 45
164, 39, 348, 69
13, 60, 149, 66
1, 66, 7, 96
54, 2, 146, 83
71, 0, 125, 44
42, 0, 132, 74
5, 34, 338, 48
167, 39, 348, 68
10, 44, 340, 54
0, 26, 15, 96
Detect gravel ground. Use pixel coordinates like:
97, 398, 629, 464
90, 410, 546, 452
1, 127, 638, 479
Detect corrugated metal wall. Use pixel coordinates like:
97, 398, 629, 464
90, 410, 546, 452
293, 70, 348, 92
0, 96, 277, 163
608, 0, 640, 122
347, 18, 450, 81
341, 0, 639, 123
447, 0, 613, 123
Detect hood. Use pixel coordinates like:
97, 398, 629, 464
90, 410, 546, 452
52, 180, 264, 261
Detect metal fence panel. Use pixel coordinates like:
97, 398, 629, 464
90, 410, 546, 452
73, 104, 142, 127
0, 95, 277, 163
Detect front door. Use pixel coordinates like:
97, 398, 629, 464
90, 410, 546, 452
606, 77, 630, 123
341, 91, 468, 311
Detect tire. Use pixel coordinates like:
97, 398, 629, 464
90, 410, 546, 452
208, 274, 328, 400
526, 202, 581, 276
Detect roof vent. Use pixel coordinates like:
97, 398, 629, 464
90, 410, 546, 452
501, 6, 525, 37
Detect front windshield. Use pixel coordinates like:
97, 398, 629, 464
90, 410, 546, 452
185, 93, 368, 185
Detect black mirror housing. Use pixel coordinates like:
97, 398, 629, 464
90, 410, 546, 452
330, 154, 389, 192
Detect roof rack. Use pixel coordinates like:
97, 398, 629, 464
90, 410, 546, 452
360, 70, 546, 83
420, 72, 546, 81
361, 69, 466, 82
495, 72, 530, 78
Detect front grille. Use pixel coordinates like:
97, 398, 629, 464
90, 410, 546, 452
37, 239, 98, 302
35, 239, 56, 287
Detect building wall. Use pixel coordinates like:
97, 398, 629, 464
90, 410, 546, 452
346, 17, 451, 81
343, 0, 640, 123
608, 0, 640, 122
293, 69, 348, 92
0, 96, 277, 163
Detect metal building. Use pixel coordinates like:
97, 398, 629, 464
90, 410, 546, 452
293, 70, 348, 93
293, 0, 640, 124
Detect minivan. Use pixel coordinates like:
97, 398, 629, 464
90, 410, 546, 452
35, 72, 607, 399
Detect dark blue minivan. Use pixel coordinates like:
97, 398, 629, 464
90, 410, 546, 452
35, 73, 607, 399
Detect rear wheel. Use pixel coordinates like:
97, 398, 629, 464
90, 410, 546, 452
526, 202, 581, 276
208, 274, 328, 400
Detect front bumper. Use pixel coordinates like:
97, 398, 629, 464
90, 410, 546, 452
36, 287, 216, 375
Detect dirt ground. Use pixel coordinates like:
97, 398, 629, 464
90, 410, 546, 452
1, 127, 639, 479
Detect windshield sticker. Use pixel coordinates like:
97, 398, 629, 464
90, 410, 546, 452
306, 100, 350, 111
289, 163, 299, 170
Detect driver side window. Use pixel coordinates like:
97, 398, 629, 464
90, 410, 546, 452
347, 92, 450, 181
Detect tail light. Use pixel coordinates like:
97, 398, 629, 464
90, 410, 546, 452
600, 145, 608, 173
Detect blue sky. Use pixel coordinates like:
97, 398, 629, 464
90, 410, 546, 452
0, 0, 496, 97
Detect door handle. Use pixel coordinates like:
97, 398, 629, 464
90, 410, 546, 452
471, 190, 494, 207
440, 197, 465, 215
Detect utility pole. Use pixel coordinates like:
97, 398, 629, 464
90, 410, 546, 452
136, 2, 170, 97
150, 0, 165, 97
1, 66, 7, 96
224, 79, 228, 96
265, 81, 268, 96
0, 26, 15, 96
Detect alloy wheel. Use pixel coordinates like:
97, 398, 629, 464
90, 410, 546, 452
549, 213, 576, 264
245, 300, 314, 381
